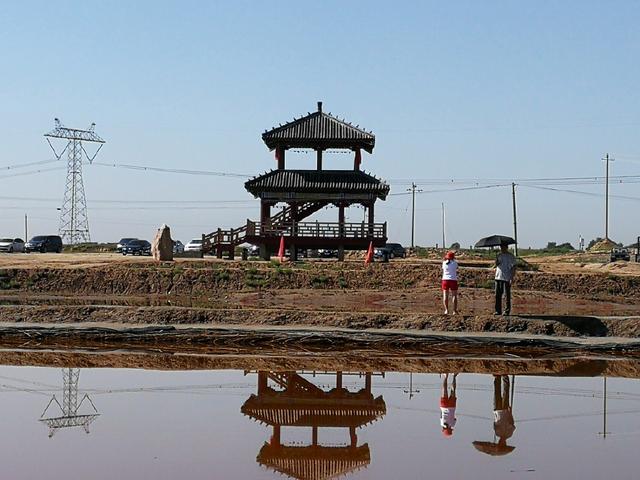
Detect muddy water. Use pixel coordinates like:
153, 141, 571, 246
2, 365, 639, 479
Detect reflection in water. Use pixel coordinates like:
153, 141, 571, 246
473, 375, 516, 456
39, 368, 99, 438
242, 371, 386, 480
439, 373, 458, 437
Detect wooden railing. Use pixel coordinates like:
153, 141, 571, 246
249, 221, 386, 239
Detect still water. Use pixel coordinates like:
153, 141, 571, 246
1, 364, 638, 479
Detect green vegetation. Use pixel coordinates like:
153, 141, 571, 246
311, 275, 329, 287
245, 267, 266, 288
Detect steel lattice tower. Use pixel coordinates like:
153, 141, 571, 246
40, 368, 99, 438
45, 119, 105, 244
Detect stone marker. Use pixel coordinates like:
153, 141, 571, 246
152, 224, 174, 261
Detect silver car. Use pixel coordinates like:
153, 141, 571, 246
0, 238, 25, 253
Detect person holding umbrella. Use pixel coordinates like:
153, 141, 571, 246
474, 235, 518, 316
494, 242, 517, 315
472, 374, 516, 457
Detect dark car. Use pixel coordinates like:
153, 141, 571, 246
24, 235, 63, 253
122, 239, 151, 256
610, 248, 630, 262
374, 243, 406, 259
116, 238, 138, 253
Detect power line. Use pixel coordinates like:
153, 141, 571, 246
521, 184, 640, 202
0, 166, 66, 180
91, 161, 251, 178
0, 158, 59, 170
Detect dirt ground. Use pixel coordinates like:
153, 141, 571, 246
1, 251, 640, 346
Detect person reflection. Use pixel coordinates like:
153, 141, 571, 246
493, 375, 516, 446
473, 374, 516, 456
440, 373, 458, 437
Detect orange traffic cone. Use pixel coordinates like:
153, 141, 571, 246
278, 235, 286, 263
364, 241, 374, 265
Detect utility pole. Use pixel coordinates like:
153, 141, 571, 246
603, 154, 614, 240
511, 183, 518, 256
407, 182, 423, 249
441, 202, 446, 250
45, 119, 105, 245
24, 214, 28, 241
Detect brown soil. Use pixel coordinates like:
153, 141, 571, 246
1, 253, 640, 350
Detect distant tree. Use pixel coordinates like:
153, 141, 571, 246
546, 242, 557, 249
450, 242, 461, 250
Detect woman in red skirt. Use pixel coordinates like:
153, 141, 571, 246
442, 251, 459, 315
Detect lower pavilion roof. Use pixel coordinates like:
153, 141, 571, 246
245, 170, 389, 200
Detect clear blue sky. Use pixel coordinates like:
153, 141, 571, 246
1, 1, 639, 247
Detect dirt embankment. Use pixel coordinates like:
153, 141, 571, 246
2, 304, 640, 339
2, 262, 640, 298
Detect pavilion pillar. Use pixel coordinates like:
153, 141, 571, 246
291, 203, 298, 261
365, 372, 372, 394
312, 426, 318, 446
271, 425, 281, 447
367, 202, 375, 237
260, 201, 272, 261
276, 147, 285, 170
338, 204, 345, 261
336, 371, 343, 390
316, 148, 323, 170
349, 426, 358, 448
258, 371, 268, 395
354, 148, 361, 171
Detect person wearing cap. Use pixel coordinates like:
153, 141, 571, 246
440, 373, 458, 437
494, 243, 517, 315
442, 251, 459, 315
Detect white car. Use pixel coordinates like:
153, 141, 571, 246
184, 238, 203, 252
0, 238, 25, 253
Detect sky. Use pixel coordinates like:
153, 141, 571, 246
0, 1, 639, 248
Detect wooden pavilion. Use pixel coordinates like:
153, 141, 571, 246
202, 102, 390, 260
241, 371, 386, 480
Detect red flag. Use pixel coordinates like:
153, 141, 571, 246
278, 235, 285, 262
364, 241, 374, 264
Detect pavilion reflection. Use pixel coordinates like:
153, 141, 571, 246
242, 371, 386, 480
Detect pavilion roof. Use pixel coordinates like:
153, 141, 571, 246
241, 394, 386, 427
245, 170, 389, 200
257, 443, 370, 480
262, 103, 375, 153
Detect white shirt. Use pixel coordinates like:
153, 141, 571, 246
495, 252, 517, 281
440, 407, 457, 428
442, 260, 458, 280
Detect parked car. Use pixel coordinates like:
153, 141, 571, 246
173, 240, 185, 254
317, 248, 337, 258
24, 235, 63, 253
242, 244, 259, 257
374, 243, 407, 259
610, 248, 630, 262
0, 238, 25, 253
122, 239, 151, 256
116, 238, 138, 253
185, 238, 203, 252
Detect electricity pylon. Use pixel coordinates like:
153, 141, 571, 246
45, 119, 105, 244
40, 368, 99, 438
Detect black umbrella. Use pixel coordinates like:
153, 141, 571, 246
474, 235, 516, 248
472, 440, 515, 456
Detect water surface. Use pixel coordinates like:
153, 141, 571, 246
1, 364, 638, 479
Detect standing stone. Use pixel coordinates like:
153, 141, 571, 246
152, 224, 174, 261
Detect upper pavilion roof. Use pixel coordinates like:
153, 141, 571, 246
262, 102, 375, 153
257, 444, 370, 480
